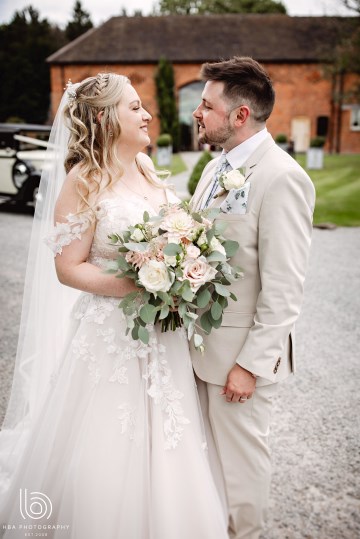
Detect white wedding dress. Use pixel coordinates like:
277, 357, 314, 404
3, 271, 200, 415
0, 193, 228, 538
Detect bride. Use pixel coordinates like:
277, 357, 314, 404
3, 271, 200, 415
0, 73, 228, 538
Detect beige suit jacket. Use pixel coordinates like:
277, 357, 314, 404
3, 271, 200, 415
190, 134, 315, 387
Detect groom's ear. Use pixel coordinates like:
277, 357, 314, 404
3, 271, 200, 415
233, 105, 250, 127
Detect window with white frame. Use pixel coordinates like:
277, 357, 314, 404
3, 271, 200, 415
350, 107, 360, 131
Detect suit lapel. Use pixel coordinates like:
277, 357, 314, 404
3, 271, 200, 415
242, 134, 275, 182
190, 158, 219, 211
191, 135, 276, 211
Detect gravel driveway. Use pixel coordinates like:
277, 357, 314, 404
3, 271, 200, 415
0, 206, 359, 538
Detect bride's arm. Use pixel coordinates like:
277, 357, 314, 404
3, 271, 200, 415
52, 169, 138, 298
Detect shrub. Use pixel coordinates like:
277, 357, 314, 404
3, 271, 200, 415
156, 133, 172, 147
188, 151, 213, 195
310, 136, 326, 148
275, 133, 288, 143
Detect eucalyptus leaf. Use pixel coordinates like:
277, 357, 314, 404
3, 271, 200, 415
206, 228, 215, 243
194, 333, 203, 348
208, 310, 222, 329
229, 292, 238, 302
214, 282, 231, 297
196, 288, 211, 309
192, 212, 202, 223
159, 304, 170, 320
223, 240, 239, 257
143, 211, 150, 223
178, 302, 187, 318
124, 241, 149, 252
139, 304, 157, 324
116, 256, 130, 271
200, 311, 212, 334
214, 221, 228, 235
157, 291, 171, 304
181, 282, 195, 302
138, 325, 149, 344
131, 324, 139, 340
211, 301, 223, 320
206, 251, 226, 263
187, 322, 195, 341
163, 243, 182, 256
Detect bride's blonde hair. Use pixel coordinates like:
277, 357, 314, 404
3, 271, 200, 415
63, 72, 160, 210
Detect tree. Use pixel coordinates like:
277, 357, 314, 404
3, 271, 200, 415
65, 0, 93, 42
342, 0, 360, 13
156, 0, 287, 15
0, 6, 66, 123
155, 58, 180, 152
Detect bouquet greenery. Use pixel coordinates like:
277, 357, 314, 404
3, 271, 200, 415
107, 201, 242, 352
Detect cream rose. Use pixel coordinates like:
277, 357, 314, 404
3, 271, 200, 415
185, 244, 201, 260
181, 256, 217, 292
162, 210, 195, 238
164, 254, 177, 267
221, 169, 246, 191
130, 228, 145, 242
209, 237, 226, 257
138, 260, 173, 293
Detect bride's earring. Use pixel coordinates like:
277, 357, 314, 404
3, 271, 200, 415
109, 131, 113, 137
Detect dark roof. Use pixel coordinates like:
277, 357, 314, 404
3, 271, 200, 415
47, 15, 356, 65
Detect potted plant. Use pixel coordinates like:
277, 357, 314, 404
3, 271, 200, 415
156, 133, 173, 166
306, 136, 326, 170
275, 133, 288, 151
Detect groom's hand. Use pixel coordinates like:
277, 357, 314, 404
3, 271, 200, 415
221, 364, 256, 403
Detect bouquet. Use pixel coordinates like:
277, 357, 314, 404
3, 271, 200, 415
107, 201, 242, 352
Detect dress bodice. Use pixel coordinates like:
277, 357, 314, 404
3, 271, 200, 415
88, 196, 157, 267
45, 189, 179, 262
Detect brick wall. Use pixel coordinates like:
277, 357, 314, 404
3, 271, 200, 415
50, 62, 360, 153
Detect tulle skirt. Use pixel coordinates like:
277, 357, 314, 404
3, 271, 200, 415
0, 293, 228, 538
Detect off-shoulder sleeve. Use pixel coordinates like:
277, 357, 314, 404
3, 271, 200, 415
44, 210, 94, 256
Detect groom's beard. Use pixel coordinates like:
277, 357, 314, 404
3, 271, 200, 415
198, 118, 234, 146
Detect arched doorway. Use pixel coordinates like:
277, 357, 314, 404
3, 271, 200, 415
179, 81, 205, 150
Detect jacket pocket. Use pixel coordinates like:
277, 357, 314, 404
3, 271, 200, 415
222, 311, 255, 328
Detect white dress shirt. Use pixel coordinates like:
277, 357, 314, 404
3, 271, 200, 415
201, 128, 269, 207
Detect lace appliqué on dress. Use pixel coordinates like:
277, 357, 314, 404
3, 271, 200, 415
72, 294, 120, 325
144, 334, 190, 451
44, 210, 94, 256
71, 334, 100, 387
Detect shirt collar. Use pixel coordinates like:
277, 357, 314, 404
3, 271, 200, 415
223, 128, 268, 170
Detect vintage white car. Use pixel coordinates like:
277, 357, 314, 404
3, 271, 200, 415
0, 123, 52, 207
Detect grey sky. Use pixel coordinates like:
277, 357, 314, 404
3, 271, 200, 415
0, 0, 355, 26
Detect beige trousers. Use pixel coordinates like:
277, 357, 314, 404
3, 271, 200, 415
196, 376, 278, 539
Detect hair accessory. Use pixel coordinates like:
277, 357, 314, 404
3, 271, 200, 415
66, 79, 78, 105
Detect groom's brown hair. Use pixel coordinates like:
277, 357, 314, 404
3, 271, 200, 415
201, 56, 275, 123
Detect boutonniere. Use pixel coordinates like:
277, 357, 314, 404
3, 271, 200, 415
214, 167, 246, 199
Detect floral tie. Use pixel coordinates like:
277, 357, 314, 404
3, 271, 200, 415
203, 154, 232, 209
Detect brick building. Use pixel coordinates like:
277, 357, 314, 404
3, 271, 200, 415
47, 14, 360, 153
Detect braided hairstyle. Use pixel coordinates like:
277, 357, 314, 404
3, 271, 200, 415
63, 72, 129, 210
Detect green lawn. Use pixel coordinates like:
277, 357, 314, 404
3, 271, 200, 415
296, 154, 360, 227
152, 153, 187, 176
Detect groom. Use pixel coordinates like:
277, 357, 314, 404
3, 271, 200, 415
190, 57, 315, 539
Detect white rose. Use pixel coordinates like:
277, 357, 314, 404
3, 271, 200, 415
182, 256, 217, 292
186, 244, 201, 259
130, 228, 145, 242
138, 260, 173, 293
222, 169, 246, 191
167, 235, 181, 245
164, 254, 177, 267
162, 210, 195, 238
209, 237, 226, 257
197, 232, 208, 248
